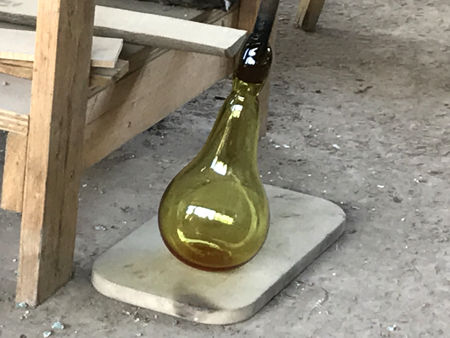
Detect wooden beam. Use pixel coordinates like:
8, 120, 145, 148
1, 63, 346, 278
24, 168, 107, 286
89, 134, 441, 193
16, 0, 95, 305
1, 48, 231, 211
0, 109, 29, 135
84, 50, 233, 167
296, 0, 312, 27
83, 15, 237, 167
238, 0, 261, 32
0, 28, 123, 68
302, 0, 325, 32
0, 61, 32, 79
0, 8, 237, 135
94, 6, 247, 57
0, 59, 129, 88
1, 9, 238, 215
0, 1, 247, 57
1, 133, 27, 212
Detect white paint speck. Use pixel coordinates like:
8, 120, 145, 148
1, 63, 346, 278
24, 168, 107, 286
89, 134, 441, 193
332, 144, 341, 150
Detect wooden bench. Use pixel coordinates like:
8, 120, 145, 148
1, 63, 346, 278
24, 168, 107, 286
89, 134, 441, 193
0, 0, 325, 306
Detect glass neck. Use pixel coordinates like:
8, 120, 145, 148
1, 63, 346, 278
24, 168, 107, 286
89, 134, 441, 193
199, 77, 262, 173
232, 77, 263, 97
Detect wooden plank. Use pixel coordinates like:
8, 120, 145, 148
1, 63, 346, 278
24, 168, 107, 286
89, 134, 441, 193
296, 0, 312, 27
90, 35, 123, 68
16, 0, 95, 305
302, 0, 325, 32
0, 1, 247, 57
0, 59, 33, 68
84, 8, 239, 123
83, 50, 234, 167
0, 58, 128, 132
0, 61, 32, 79
94, 6, 246, 57
0, 110, 28, 135
89, 59, 129, 91
0, 8, 238, 135
0, 7, 238, 135
0, 28, 123, 68
1, 8, 238, 214
238, 0, 262, 32
0, 59, 129, 85
83, 11, 237, 167
1, 133, 27, 212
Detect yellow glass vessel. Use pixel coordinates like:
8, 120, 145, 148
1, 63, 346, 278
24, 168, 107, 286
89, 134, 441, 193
158, 0, 278, 270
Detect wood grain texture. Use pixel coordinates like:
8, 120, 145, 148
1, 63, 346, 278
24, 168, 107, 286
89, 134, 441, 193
0, 110, 28, 135
0, 8, 238, 134
296, 0, 312, 27
301, 0, 325, 32
1, 133, 27, 212
89, 59, 129, 95
0, 59, 129, 86
0, 61, 32, 79
0, 28, 123, 68
83, 10, 238, 167
84, 51, 233, 167
0, 58, 128, 135
16, 0, 95, 305
237, 0, 261, 32
0, 8, 236, 213
0, 0, 247, 57
94, 6, 246, 57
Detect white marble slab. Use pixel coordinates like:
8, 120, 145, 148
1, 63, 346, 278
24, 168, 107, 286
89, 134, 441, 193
92, 185, 345, 324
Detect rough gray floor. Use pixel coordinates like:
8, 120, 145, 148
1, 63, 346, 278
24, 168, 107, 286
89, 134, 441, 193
1, 0, 449, 337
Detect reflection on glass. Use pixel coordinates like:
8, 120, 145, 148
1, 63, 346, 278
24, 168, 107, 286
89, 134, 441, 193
210, 157, 228, 176
185, 205, 234, 225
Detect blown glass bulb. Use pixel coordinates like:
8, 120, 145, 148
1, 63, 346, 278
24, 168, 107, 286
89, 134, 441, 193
158, 35, 273, 271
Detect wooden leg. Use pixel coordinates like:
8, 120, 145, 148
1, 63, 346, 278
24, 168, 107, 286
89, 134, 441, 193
1, 133, 27, 212
238, 0, 262, 32
302, 0, 325, 32
16, 0, 95, 305
297, 0, 325, 31
296, 0, 311, 28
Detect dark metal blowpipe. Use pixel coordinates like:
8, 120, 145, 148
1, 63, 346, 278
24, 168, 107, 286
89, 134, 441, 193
236, 0, 280, 83
252, 0, 280, 48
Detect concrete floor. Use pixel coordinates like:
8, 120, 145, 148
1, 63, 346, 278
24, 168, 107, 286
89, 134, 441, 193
1, 0, 449, 337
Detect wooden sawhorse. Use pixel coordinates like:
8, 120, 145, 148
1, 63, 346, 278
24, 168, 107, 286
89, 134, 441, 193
0, 0, 325, 306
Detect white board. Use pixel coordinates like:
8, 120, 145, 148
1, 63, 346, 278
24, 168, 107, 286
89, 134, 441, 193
92, 185, 346, 324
